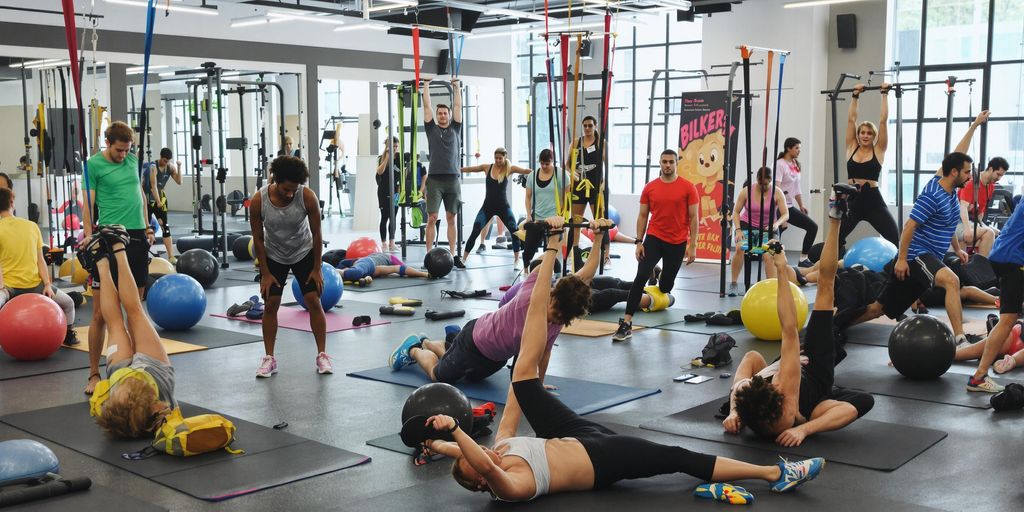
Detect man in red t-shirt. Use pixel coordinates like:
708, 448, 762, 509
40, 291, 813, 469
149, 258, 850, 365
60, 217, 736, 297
957, 156, 1009, 256
612, 149, 699, 342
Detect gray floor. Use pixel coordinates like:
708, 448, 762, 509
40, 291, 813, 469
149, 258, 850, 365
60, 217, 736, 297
1, 212, 1013, 511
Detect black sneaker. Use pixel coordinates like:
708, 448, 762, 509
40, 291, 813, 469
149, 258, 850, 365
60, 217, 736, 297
98, 224, 131, 247
76, 233, 106, 273
611, 319, 632, 342
453, 256, 466, 269
648, 265, 662, 286
798, 258, 814, 268
829, 183, 858, 220
63, 326, 80, 346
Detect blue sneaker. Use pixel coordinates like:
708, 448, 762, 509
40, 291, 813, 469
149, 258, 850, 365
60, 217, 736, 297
389, 334, 422, 371
695, 483, 754, 505
444, 324, 462, 344
245, 298, 264, 320
770, 457, 825, 493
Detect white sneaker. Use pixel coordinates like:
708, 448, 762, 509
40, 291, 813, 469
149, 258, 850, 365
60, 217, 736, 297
256, 355, 277, 378
316, 352, 334, 374
513, 259, 523, 271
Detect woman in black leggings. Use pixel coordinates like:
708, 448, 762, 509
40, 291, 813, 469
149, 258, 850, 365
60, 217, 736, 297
422, 225, 824, 502
838, 83, 899, 248
775, 138, 818, 266
376, 137, 400, 252
461, 148, 530, 269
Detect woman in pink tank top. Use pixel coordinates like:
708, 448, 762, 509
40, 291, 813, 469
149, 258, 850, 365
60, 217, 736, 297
727, 166, 790, 296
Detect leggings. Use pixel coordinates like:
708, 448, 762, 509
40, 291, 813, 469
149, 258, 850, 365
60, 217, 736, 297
0, 285, 75, 326
339, 255, 404, 280
786, 206, 818, 255
590, 276, 632, 313
838, 185, 899, 248
522, 225, 544, 265
625, 235, 686, 316
465, 205, 520, 253
512, 378, 716, 489
378, 201, 397, 242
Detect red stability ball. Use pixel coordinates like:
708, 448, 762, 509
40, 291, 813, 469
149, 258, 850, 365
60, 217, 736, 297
347, 237, 382, 259
0, 294, 66, 361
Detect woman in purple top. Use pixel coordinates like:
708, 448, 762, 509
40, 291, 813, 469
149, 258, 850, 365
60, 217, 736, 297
775, 138, 817, 266
387, 219, 614, 391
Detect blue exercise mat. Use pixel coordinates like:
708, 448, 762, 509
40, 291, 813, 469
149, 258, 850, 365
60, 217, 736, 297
347, 366, 660, 415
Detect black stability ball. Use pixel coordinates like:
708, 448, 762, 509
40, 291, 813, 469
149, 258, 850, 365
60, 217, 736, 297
176, 249, 220, 288
888, 314, 955, 379
401, 383, 473, 434
322, 249, 347, 268
232, 235, 253, 261
424, 247, 455, 278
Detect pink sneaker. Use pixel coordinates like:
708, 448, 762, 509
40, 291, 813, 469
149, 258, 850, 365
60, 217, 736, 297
994, 354, 1016, 374
256, 355, 277, 378
316, 352, 334, 374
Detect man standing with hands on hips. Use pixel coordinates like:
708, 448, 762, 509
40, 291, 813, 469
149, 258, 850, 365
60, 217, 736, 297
421, 77, 465, 268
612, 149, 699, 342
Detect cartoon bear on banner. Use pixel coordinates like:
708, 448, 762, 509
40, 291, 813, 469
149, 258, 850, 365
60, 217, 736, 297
679, 130, 726, 228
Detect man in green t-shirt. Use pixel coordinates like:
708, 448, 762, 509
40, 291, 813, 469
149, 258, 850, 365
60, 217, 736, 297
81, 120, 155, 395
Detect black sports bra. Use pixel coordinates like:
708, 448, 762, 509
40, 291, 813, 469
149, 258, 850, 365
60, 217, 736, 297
847, 150, 881, 181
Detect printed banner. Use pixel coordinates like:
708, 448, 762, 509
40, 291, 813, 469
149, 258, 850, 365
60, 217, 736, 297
677, 91, 740, 262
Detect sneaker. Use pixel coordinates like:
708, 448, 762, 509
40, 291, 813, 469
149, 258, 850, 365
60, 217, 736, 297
246, 299, 265, 320
453, 256, 466, 269
476, 243, 486, 253
63, 326, 80, 346
648, 265, 662, 286
611, 319, 632, 342
256, 355, 277, 378
316, 352, 334, 374
956, 333, 983, 348
770, 457, 825, 493
727, 282, 740, 297
967, 375, 1004, 393
495, 236, 506, 244
828, 183, 858, 220
168, 255, 178, 265
994, 354, 1017, 374
694, 483, 755, 505
389, 334, 423, 371
513, 259, 523, 271
798, 258, 814, 268
227, 295, 258, 317
76, 233, 107, 272
444, 324, 462, 344
986, 314, 999, 335
98, 224, 131, 247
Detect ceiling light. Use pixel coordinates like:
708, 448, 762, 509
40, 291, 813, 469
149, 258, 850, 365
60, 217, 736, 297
267, 12, 347, 25
127, 64, 169, 74
784, 0, 866, 7
366, 1, 417, 14
104, 0, 218, 16
24, 60, 72, 70
333, 23, 389, 32
230, 15, 285, 28
8, 58, 63, 68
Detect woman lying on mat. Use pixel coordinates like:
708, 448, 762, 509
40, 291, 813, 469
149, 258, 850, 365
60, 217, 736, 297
500, 263, 656, 313
956, 316, 1024, 374
417, 226, 824, 501
724, 186, 873, 448
83, 227, 177, 438
387, 218, 606, 387
334, 252, 431, 286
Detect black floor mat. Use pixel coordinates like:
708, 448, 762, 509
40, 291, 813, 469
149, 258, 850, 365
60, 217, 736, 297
1, 482, 168, 511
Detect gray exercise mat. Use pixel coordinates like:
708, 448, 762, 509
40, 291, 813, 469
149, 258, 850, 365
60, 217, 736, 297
218, 270, 260, 284
155, 324, 264, 349
639, 398, 947, 471
0, 347, 91, 381
2, 482, 168, 512
844, 320, 893, 347
0, 402, 370, 501
657, 316, 747, 335
586, 306, 702, 328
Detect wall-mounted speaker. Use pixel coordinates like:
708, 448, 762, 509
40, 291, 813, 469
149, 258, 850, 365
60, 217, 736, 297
837, 14, 857, 49
438, 49, 449, 75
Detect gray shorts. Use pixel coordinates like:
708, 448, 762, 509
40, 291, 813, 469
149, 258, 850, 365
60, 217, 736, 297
425, 175, 461, 214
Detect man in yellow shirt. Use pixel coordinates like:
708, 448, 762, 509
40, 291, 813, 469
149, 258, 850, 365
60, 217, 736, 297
0, 187, 78, 346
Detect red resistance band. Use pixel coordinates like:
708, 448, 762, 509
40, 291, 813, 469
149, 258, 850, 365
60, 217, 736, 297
412, 27, 421, 91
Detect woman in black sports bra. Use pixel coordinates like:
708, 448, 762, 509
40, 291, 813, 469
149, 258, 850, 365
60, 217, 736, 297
461, 148, 532, 269
838, 83, 899, 248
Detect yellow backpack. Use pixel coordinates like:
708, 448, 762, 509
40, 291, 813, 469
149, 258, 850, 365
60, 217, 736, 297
152, 408, 244, 457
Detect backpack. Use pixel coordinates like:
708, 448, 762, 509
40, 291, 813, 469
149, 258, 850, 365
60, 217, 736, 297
152, 408, 244, 457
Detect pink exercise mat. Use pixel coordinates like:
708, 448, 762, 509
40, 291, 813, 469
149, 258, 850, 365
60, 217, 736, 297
212, 306, 389, 333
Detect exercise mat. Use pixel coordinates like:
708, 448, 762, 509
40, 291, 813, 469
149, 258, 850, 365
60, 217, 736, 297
0, 348, 91, 381
348, 366, 660, 415
213, 306, 389, 333
1, 482, 168, 512
587, 306, 700, 329
0, 402, 370, 501
563, 319, 647, 337
639, 398, 947, 471
70, 327, 207, 355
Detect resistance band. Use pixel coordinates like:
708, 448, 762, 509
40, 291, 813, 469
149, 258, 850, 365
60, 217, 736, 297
765, 54, 787, 237
739, 46, 754, 288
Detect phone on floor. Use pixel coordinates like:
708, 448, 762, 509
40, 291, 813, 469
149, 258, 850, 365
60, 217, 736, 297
673, 373, 697, 382
685, 375, 715, 384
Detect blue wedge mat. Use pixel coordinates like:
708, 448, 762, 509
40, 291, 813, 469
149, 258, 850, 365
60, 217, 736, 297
347, 366, 660, 415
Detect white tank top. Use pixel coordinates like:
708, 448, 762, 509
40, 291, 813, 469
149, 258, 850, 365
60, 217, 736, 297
494, 437, 550, 501
259, 184, 313, 265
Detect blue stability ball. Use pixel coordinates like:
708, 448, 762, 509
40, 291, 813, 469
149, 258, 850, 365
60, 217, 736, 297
607, 205, 621, 226
292, 262, 344, 310
845, 237, 898, 272
147, 274, 207, 330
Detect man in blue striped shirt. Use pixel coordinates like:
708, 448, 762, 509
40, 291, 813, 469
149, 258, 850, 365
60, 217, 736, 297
846, 152, 973, 346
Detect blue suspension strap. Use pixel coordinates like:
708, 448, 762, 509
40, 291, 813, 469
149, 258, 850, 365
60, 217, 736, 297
136, 0, 157, 177
454, 35, 465, 76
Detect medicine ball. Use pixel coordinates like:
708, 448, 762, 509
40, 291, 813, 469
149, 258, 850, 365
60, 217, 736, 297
424, 247, 455, 278
176, 248, 220, 288
232, 235, 253, 261
888, 314, 955, 379
401, 383, 473, 440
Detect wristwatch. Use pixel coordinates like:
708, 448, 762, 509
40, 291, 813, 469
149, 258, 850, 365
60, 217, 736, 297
634, 239, 643, 245
447, 419, 460, 433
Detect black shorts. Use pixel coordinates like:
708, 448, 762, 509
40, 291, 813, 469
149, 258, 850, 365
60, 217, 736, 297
434, 319, 506, 383
993, 261, 1024, 315
797, 310, 873, 418
264, 250, 317, 298
877, 252, 947, 319
90, 229, 149, 289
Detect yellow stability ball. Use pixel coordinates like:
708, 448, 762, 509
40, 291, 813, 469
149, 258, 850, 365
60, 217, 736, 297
740, 278, 809, 341
248, 238, 259, 266
59, 259, 89, 285
148, 257, 177, 275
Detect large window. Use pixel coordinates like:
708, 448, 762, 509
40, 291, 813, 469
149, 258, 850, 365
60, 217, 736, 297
889, 0, 1024, 203
513, 13, 704, 194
